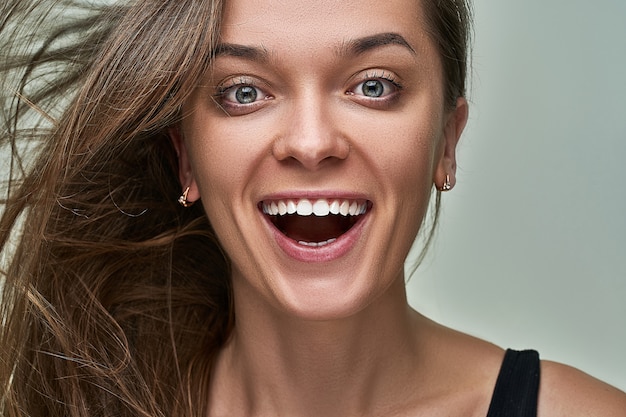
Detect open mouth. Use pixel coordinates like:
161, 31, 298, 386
260, 198, 370, 247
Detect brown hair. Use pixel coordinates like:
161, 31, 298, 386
0, 0, 471, 416
424, 0, 473, 107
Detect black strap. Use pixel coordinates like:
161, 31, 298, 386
486, 349, 540, 417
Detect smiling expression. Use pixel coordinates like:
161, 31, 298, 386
171, 0, 467, 320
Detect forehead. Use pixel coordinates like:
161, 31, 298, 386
219, 0, 429, 55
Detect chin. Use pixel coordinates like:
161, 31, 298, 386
243, 262, 401, 323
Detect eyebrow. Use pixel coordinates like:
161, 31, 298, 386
212, 32, 416, 62
213, 43, 269, 61
342, 32, 416, 57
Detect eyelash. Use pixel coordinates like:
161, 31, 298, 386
212, 70, 403, 114
213, 76, 272, 113
348, 70, 403, 105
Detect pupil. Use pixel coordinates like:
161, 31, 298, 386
362, 80, 384, 97
236, 86, 258, 104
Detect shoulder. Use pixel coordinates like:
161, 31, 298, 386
538, 360, 626, 417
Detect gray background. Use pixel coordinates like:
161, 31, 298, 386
407, 0, 626, 390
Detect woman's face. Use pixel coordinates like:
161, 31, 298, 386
172, 0, 467, 320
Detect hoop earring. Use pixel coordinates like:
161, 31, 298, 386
178, 187, 194, 207
441, 175, 452, 192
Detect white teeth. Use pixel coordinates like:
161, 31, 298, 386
313, 200, 330, 216
339, 200, 350, 216
286, 200, 297, 214
278, 200, 287, 215
263, 198, 368, 217
298, 238, 337, 247
296, 199, 313, 216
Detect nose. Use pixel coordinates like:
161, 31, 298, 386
272, 95, 350, 170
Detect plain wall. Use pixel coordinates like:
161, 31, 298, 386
406, 0, 626, 390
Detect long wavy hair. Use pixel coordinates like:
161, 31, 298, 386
0, 0, 471, 416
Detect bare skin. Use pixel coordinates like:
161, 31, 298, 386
539, 362, 626, 417
208, 279, 505, 417
170, 0, 626, 415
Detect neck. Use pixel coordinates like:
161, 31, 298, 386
209, 277, 431, 417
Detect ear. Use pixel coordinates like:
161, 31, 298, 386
168, 125, 201, 203
435, 97, 469, 191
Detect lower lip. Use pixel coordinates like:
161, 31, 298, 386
263, 212, 369, 263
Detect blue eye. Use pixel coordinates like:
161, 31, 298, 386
361, 80, 385, 97
234, 85, 258, 104
213, 80, 273, 116
352, 77, 400, 99
220, 84, 263, 105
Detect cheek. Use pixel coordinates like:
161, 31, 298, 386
358, 114, 441, 194
369, 114, 442, 242
390, 132, 437, 226
185, 134, 253, 258
184, 120, 260, 196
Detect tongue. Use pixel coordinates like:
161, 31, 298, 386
276, 215, 351, 242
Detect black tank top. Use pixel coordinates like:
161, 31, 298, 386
486, 349, 541, 417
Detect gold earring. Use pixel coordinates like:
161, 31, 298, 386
441, 175, 452, 192
178, 187, 194, 207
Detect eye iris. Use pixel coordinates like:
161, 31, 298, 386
362, 80, 384, 97
235, 86, 258, 104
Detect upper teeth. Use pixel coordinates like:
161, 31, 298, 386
262, 199, 367, 217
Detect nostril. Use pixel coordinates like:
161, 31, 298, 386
270, 130, 350, 170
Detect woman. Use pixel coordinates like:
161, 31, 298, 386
1, 0, 625, 416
